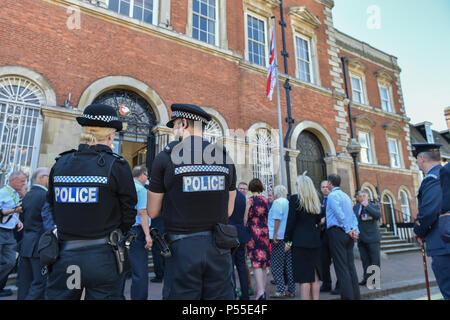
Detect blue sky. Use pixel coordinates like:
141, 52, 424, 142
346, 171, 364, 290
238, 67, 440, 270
332, 0, 450, 131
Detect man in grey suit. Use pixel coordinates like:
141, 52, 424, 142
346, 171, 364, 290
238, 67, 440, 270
17, 167, 50, 300
353, 190, 381, 286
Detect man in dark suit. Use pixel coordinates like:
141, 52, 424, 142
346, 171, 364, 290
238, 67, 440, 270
353, 190, 381, 286
228, 190, 250, 300
17, 167, 50, 300
412, 143, 450, 300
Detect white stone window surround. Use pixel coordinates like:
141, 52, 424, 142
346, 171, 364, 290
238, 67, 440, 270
387, 137, 401, 169
350, 74, 365, 105
245, 11, 269, 67
294, 34, 314, 84
358, 130, 374, 164
192, 0, 219, 46
105, 0, 159, 25
379, 85, 392, 113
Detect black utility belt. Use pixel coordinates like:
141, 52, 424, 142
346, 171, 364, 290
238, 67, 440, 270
60, 237, 110, 251
165, 231, 212, 246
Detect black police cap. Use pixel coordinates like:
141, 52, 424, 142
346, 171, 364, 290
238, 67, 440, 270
166, 104, 211, 128
411, 143, 442, 158
76, 104, 123, 131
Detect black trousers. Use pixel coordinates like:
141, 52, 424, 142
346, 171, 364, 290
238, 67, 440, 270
163, 234, 234, 300
17, 257, 47, 300
151, 217, 165, 280
46, 244, 122, 300
358, 241, 380, 281
232, 242, 249, 300
320, 230, 332, 287
328, 227, 360, 300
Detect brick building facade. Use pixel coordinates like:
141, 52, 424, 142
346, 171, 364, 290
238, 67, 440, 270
0, 0, 419, 230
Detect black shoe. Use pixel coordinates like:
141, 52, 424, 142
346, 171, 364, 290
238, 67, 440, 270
150, 277, 163, 283
359, 279, 367, 286
320, 284, 332, 292
257, 292, 267, 300
330, 288, 340, 295
0, 289, 13, 297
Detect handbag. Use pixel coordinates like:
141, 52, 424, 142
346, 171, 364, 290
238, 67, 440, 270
38, 230, 59, 268
439, 213, 450, 243
213, 223, 240, 250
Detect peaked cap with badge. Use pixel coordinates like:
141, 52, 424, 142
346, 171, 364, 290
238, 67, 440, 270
76, 104, 123, 132
411, 143, 442, 158
166, 104, 212, 128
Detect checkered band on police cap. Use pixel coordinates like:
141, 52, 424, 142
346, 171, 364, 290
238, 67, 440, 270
82, 114, 119, 123
171, 110, 209, 124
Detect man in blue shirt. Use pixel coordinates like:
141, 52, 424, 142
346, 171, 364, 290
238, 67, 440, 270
0, 171, 26, 297
128, 165, 152, 300
326, 173, 360, 300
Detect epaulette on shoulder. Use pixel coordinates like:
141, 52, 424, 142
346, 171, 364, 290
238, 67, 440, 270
164, 141, 180, 154
55, 149, 76, 161
102, 149, 126, 163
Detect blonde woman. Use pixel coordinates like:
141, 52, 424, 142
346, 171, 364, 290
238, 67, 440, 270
45, 104, 137, 300
284, 174, 322, 300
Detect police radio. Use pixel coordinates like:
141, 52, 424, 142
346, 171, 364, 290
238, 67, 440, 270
150, 228, 172, 258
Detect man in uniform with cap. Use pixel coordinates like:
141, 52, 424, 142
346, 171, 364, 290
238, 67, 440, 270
147, 103, 237, 300
412, 143, 450, 300
45, 104, 138, 300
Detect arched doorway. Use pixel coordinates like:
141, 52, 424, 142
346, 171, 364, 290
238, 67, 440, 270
296, 130, 327, 191
0, 76, 45, 185
381, 194, 396, 234
93, 89, 158, 172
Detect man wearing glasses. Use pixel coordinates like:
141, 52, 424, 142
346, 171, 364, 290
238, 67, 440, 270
238, 182, 249, 197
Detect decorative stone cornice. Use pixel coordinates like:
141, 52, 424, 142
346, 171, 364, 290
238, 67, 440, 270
353, 114, 376, 128
346, 58, 368, 72
288, 6, 322, 29
374, 69, 394, 83
314, 0, 334, 9
383, 121, 403, 133
41, 105, 82, 121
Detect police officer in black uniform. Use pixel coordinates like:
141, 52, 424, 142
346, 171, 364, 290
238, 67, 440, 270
45, 104, 137, 300
147, 104, 237, 300
412, 143, 450, 300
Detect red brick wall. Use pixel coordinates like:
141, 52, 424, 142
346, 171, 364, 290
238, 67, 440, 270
0, 0, 418, 214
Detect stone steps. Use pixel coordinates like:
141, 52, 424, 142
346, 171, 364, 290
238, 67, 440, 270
379, 228, 420, 255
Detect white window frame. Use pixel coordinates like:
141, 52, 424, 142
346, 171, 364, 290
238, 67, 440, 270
192, 0, 219, 46
294, 34, 314, 84
351, 75, 365, 104
245, 12, 269, 67
379, 86, 392, 113
399, 190, 411, 222
358, 131, 373, 164
388, 138, 401, 168
106, 0, 159, 26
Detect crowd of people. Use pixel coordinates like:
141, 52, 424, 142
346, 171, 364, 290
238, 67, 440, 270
229, 172, 383, 300
0, 168, 382, 300
0, 102, 448, 301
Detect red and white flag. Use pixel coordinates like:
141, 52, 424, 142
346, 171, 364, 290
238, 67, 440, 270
266, 26, 277, 101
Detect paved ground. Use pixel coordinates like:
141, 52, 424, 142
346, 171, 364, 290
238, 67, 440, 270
0, 250, 439, 300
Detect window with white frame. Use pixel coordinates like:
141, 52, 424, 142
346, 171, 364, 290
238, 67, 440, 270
192, 0, 218, 45
379, 86, 392, 112
295, 36, 313, 83
388, 138, 401, 168
247, 14, 267, 67
351, 76, 364, 104
399, 190, 411, 222
358, 131, 373, 164
107, 0, 158, 25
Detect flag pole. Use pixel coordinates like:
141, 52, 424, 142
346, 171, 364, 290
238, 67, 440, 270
271, 16, 287, 188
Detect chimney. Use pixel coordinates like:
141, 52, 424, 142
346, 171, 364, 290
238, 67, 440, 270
446, 106, 450, 130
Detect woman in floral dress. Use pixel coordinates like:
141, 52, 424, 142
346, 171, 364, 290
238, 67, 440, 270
244, 178, 270, 300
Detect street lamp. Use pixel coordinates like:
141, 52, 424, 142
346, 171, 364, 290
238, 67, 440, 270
346, 137, 361, 193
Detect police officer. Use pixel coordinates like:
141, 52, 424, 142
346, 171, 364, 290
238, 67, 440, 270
412, 143, 450, 300
147, 104, 237, 300
45, 104, 137, 300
